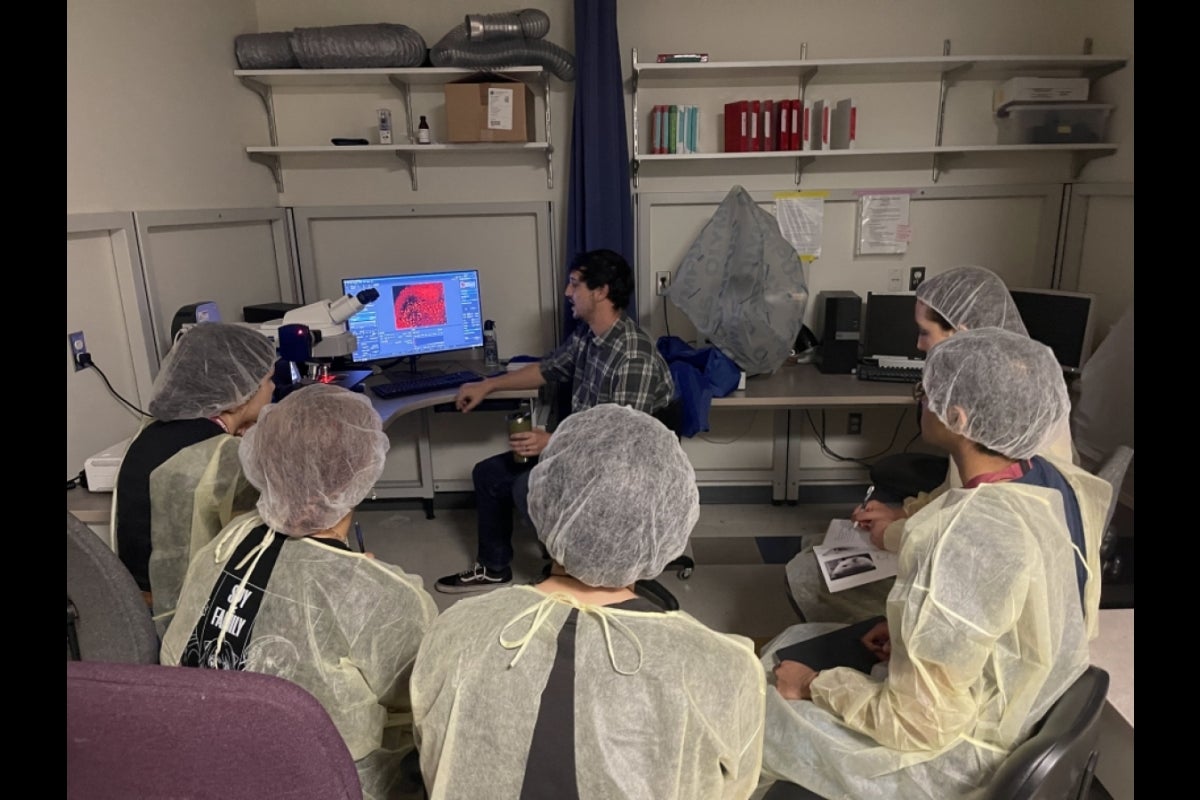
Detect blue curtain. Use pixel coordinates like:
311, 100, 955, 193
564, 0, 634, 338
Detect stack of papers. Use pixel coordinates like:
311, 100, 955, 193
814, 519, 899, 592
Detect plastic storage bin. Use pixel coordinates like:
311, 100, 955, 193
995, 103, 1113, 145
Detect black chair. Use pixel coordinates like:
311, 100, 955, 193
66, 511, 159, 664
982, 666, 1111, 800
653, 397, 695, 580
868, 452, 949, 503
761, 666, 1111, 800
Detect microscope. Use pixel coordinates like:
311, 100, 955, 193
259, 288, 379, 399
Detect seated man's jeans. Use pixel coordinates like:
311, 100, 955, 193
474, 452, 536, 571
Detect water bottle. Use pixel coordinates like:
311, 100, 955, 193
483, 320, 500, 369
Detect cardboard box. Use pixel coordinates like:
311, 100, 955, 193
444, 74, 535, 143
993, 77, 1090, 111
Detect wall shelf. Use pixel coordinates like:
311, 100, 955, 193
237, 66, 554, 191
630, 44, 1127, 185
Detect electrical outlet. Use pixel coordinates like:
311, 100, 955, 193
847, 412, 863, 435
909, 266, 927, 290
888, 268, 904, 292
656, 271, 672, 296
69, 331, 89, 371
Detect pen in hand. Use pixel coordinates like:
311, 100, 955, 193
354, 521, 365, 553
854, 485, 875, 530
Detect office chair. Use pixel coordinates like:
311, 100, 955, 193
653, 397, 696, 580
66, 511, 158, 664
759, 666, 1111, 800
1093, 445, 1133, 537
982, 666, 1111, 800
67, 660, 364, 800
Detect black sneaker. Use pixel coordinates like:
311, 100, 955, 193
435, 563, 513, 594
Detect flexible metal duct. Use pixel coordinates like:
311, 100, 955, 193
235, 32, 299, 69
431, 9, 576, 81
235, 24, 427, 70
290, 23, 427, 69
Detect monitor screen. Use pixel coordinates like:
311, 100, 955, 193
863, 293, 923, 360
1008, 288, 1096, 372
341, 269, 484, 364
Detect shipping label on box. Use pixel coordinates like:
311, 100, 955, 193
445, 74, 534, 143
487, 87, 515, 130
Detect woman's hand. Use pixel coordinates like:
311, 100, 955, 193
861, 621, 892, 662
850, 500, 906, 547
774, 660, 821, 701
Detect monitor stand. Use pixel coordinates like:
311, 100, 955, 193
386, 355, 449, 381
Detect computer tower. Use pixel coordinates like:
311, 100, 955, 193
815, 290, 862, 374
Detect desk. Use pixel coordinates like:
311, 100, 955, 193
706, 364, 914, 502
364, 362, 541, 514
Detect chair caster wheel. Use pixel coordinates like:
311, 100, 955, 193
677, 567, 693, 580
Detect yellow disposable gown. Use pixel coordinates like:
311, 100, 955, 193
161, 514, 437, 800
786, 425, 1080, 625
411, 585, 765, 800
762, 458, 1110, 798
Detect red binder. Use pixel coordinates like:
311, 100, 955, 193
776, 99, 789, 150
723, 101, 748, 152
762, 99, 775, 151
790, 99, 801, 150
749, 100, 760, 151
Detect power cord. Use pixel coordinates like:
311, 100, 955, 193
802, 408, 910, 467
662, 295, 672, 338
76, 354, 150, 417
67, 470, 87, 491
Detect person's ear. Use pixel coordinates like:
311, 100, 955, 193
593, 283, 610, 302
944, 405, 968, 433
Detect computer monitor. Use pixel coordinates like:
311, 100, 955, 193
1008, 288, 1096, 373
863, 293, 923, 360
341, 269, 484, 368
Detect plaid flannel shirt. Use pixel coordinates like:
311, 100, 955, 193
539, 314, 674, 415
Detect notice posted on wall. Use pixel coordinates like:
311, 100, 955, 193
487, 88, 515, 130
775, 191, 828, 263
855, 192, 912, 255
814, 519, 899, 592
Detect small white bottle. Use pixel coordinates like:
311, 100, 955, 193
482, 320, 499, 368
377, 109, 393, 145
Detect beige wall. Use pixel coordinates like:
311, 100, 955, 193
67, 0, 277, 212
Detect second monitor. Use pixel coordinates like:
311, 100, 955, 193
342, 269, 485, 369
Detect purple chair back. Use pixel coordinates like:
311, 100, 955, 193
67, 660, 363, 800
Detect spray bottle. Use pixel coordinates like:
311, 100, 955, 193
483, 320, 500, 369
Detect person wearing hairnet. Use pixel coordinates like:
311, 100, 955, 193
161, 383, 437, 800
114, 322, 277, 627
436, 249, 676, 593
759, 328, 1110, 798
788, 266, 1079, 624
412, 404, 764, 799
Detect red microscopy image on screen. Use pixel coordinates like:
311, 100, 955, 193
393, 283, 447, 329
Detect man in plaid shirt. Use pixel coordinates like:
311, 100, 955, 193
436, 249, 676, 593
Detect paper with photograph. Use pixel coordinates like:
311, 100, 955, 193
814, 519, 899, 592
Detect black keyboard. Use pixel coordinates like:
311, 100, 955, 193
855, 363, 922, 384
370, 370, 483, 399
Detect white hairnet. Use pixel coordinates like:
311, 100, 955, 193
922, 328, 1067, 460
149, 323, 278, 421
527, 405, 700, 587
239, 383, 389, 536
915, 266, 1028, 335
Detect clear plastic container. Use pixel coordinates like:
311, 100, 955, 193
995, 103, 1113, 145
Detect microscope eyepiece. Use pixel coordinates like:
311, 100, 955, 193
356, 288, 380, 304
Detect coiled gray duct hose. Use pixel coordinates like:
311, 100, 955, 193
234, 24, 427, 70
431, 9, 576, 81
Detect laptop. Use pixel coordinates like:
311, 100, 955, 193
857, 293, 924, 382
